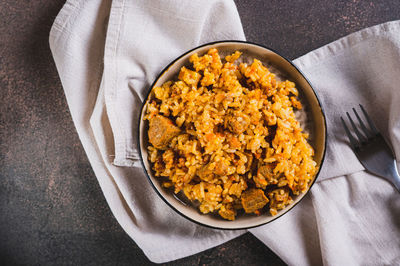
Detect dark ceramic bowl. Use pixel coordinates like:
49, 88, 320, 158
138, 41, 326, 230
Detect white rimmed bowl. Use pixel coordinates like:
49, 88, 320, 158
138, 41, 327, 230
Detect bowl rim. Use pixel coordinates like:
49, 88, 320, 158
137, 40, 327, 230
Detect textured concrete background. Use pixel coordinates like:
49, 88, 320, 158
1, 0, 399, 265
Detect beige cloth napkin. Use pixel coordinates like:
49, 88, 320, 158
49, 0, 400, 264
251, 21, 400, 265
50, 0, 246, 263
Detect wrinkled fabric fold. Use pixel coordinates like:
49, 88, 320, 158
50, 0, 246, 263
251, 21, 400, 266
103, 0, 245, 167
50, 0, 400, 263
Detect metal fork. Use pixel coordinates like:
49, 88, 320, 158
341, 104, 400, 192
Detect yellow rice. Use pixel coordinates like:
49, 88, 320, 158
145, 48, 317, 220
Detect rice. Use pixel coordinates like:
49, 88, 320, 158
144, 48, 317, 220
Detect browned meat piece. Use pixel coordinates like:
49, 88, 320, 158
218, 204, 236, 221
268, 187, 293, 216
226, 113, 249, 134
257, 164, 274, 179
241, 188, 269, 213
148, 115, 181, 149
256, 164, 278, 187
198, 160, 229, 180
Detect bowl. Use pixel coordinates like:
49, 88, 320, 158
138, 41, 326, 230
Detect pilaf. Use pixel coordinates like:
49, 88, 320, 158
144, 48, 317, 220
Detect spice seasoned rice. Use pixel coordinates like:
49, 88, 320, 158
144, 48, 317, 220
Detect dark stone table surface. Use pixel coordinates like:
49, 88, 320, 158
1, 0, 399, 265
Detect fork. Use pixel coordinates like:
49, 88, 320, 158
341, 104, 400, 192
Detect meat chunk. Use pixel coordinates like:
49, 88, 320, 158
257, 164, 274, 179
218, 204, 236, 221
198, 160, 229, 181
268, 188, 293, 216
148, 115, 181, 149
240, 188, 269, 214
256, 164, 278, 188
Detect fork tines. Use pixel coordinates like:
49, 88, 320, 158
341, 104, 379, 148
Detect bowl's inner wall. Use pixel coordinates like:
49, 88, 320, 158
139, 42, 326, 229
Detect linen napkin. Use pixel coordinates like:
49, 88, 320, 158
250, 21, 400, 266
50, 0, 246, 263
49, 0, 400, 264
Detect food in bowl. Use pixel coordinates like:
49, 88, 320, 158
144, 48, 317, 221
